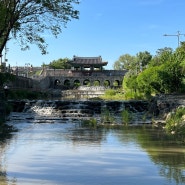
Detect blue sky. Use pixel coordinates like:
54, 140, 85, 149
5, 0, 185, 69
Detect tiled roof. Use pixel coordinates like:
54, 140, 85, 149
71, 56, 108, 66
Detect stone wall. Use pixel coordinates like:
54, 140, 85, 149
148, 94, 185, 119
8, 75, 33, 89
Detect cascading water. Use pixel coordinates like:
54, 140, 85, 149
7, 99, 150, 125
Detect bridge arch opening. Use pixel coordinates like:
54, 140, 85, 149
113, 80, 120, 87
83, 79, 90, 86
93, 80, 100, 86
64, 79, 70, 87
54, 79, 61, 87
103, 80, 110, 87
74, 80, 81, 87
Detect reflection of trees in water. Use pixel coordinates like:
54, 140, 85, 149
67, 125, 185, 184
69, 127, 106, 145
156, 153, 185, 184
0, 125, 17, 185
113, 126, 185, 185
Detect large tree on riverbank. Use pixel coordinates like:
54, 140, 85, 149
0, 0, 79, 55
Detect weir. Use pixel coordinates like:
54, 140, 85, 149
7, 100, 149, 124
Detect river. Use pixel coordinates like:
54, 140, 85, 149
0, 111, 185, 185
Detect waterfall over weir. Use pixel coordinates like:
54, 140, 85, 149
8, 100, 149, 124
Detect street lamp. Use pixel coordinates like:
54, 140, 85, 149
163, 31, 185, 47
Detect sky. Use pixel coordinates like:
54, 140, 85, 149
4, 0, 185, 69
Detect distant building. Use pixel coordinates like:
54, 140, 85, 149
69, 56, 108, 71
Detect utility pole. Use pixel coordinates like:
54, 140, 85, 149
163, 31, 185, 47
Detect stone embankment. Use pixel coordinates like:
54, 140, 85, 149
148, 94, 185, 119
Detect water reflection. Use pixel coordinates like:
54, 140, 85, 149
0, 120, 185, 185
0, 125, 16, 185
135, 127, 185, 184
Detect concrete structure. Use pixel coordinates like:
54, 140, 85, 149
4, 56, 127, 91
42, 56, 127, 89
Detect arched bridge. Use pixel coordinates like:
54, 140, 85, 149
43, 69, 127, 89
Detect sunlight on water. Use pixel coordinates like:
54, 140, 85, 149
0, 114, 185, 185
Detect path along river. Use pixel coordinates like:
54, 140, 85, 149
0, 111, 185, 185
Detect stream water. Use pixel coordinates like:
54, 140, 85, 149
0, 111, 185, 185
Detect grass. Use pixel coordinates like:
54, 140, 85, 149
121, 109, 132, 125
81, 118, 97, 128
164, 106, 185, 139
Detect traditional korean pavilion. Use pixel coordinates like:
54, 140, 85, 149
70, 56, 108, 71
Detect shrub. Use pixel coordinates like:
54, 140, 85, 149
81, 118, 97, 128
101, 108, 115, 124
165, 106, 185, 137
121, 109, 132, 125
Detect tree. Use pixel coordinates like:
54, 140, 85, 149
0, 72, 15, 87
136, 51, 152, 70
136, 51, 185, 94
150, 47, 173, 67
49, 58, 71, 69
113, 54, 136, 70
137, 66, 163, 95
0, 0, 79, 55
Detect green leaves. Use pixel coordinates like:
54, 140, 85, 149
0, 0, 80, 54
121, 43, 185, 98
49, 58, 71, 69
0, 73, 15, 87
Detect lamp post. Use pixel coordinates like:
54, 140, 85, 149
163, 31, 185, 47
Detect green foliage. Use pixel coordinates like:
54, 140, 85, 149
101, 89, 125, 100
137, 65, 162, 94
113, 54, 136, 70
49, 58, 71, 69
74, 80, 80, 87
113, 51, 152, 73
124, 90, 145, 100
150, 47, 173, 66
165, 107, 185, 137
0, 73, 15, 87
136, 51, 152, 70
0, 0, 79, 54
121, 44, 185, 98
81, 118, 97, 128
93, 80, 100, 86
105, 89, 117, 96
101, 108, 115, 124
123, 74, 138, 92
121, 109, 132, 125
